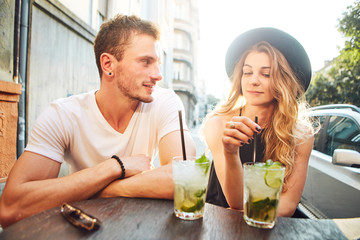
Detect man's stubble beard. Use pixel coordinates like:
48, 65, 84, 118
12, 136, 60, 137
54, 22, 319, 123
116, 80, 154, 103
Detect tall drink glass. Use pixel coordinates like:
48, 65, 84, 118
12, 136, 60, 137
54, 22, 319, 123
243, 162, 285, 229
172, 156, 211, 220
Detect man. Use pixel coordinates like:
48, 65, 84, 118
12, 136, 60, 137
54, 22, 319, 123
0, 15, 196, 228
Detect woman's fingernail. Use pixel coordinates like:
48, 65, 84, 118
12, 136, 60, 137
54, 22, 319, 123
256, 126, 261, 132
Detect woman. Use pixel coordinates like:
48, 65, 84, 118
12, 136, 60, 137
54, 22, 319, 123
204, 28, 314, 217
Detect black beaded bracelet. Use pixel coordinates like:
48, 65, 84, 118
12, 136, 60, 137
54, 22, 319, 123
111, 155, 125, 179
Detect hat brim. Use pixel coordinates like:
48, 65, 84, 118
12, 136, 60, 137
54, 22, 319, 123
225, 27, 312, 92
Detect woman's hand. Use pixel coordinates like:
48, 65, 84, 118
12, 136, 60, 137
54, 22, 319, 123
222, 116, 261, 154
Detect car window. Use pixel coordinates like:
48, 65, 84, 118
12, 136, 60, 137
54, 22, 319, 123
325, 116, 360, 156
313, 115, 327, 154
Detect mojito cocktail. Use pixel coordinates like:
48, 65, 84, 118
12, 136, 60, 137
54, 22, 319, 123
172, 155, 210, 220
243, 160, 285, 229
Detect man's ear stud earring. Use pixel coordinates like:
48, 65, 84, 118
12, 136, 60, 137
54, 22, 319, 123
109, 72, 112, 75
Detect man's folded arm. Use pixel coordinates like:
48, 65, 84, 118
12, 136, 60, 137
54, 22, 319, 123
96, 130, 196, 199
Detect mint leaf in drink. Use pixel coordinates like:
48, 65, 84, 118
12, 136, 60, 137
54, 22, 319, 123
194, 188, 206, 198
195, 154, 210, 174
251, 197, 271, 210
251, 198, 278, 211
265, 159, 274, 166
270, 199, 279, 207
195, 153, 209, 163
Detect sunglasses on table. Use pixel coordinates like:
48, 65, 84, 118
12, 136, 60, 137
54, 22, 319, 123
60, 203, 101, 231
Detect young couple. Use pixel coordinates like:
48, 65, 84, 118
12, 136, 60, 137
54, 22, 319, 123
0, 15, 313, 228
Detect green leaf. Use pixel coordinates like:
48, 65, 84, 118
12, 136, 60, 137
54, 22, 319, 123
265, 159, 274, 166
194, 188, 207, 198
196, 153, 210, 174
251, 198, 278, 211
195, 153, 209, 163
306, 1, 360, 106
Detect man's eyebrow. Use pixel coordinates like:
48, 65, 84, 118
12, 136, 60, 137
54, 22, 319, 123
139, 55, 161, 64
139, 55, 156, 60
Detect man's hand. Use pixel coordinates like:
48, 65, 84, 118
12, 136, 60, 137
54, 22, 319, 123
120, 155, 152, 178
95, 163, 174, 199
96, 130, 196, 199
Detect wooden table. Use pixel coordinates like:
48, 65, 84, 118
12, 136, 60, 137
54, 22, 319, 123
0, 197, 346, 240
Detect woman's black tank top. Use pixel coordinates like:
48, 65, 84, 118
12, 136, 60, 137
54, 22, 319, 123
205, 112, 265, 208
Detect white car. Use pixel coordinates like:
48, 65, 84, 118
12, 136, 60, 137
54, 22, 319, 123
298, 104, 360, 219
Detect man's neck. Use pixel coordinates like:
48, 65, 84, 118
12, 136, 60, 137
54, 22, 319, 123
95, 89, 139, 133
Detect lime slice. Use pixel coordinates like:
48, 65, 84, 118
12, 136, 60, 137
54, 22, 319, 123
180, 199, 204, 212
264, 164, 283, 189
180, 200, 197, 212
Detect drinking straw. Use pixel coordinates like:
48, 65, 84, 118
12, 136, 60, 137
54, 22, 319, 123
178, 110, 187, 160
253, 116, 258, 163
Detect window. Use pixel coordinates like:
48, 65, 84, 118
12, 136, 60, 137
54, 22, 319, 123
97, 12, 104, 31
173, 61, 191, 81
174, 1, 190, 21
313, 115, 327, 153
58, 0, 91, 26
174, 31, 191, 51
325, 116, 360, 156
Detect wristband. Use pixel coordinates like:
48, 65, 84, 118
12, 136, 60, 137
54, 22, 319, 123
111, 155, 125, 179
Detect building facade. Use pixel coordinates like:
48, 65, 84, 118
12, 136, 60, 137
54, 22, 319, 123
0, 0, 203, 163
58, 0, 202, 128
172, 0, 199, 127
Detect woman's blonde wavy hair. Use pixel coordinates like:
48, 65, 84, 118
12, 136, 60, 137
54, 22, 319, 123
206, 41, 314, 190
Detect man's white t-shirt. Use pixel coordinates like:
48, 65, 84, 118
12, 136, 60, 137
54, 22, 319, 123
25, 86, 188, 173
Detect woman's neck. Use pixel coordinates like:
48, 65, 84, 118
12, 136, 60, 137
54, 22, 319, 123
241, 105, 274, 128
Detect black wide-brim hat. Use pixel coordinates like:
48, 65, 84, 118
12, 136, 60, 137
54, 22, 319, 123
225, 27, 312, 92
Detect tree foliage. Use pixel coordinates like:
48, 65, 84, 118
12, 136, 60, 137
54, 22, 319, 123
306, 1, 360, 107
